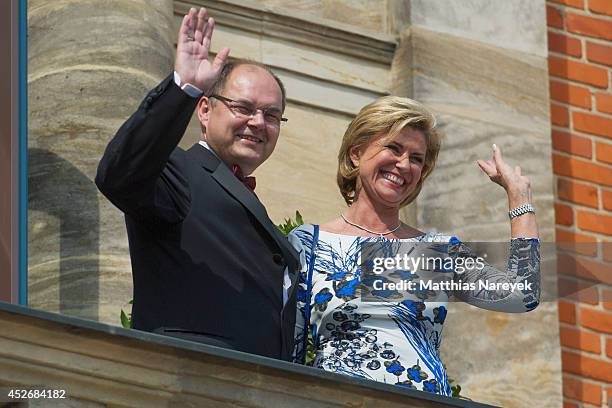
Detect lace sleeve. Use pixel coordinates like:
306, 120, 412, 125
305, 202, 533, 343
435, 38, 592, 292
450, 237, 541, 312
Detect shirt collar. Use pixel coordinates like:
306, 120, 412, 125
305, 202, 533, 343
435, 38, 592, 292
198, 140, 219, 159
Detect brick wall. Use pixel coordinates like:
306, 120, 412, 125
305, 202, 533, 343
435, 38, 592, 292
547, 0, 612, 407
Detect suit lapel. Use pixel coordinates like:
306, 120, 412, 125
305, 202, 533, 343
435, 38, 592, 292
187, 144, 299, 271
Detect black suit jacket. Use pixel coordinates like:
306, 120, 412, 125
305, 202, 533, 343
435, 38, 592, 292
96, 74, 300, 361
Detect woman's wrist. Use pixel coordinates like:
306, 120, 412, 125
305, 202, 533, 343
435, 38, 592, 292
507, 188, 530, 209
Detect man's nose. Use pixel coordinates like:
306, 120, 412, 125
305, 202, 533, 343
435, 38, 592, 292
248, 110, 266, 128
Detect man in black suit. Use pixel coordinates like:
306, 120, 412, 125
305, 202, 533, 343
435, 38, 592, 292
96, 7, 300, 361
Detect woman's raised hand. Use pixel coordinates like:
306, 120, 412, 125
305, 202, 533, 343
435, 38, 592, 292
477, 144, 532, 207
175, 7, 230, 94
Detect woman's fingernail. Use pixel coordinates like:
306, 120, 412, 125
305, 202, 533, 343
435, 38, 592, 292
492, 143, 497, 151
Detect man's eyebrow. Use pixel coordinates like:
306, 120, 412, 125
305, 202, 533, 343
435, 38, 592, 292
229, 97, 253, 104
263, 106, 282, 113
232, 98, 282, 111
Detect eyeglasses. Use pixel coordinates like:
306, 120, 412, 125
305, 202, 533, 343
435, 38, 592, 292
210, 94, 287, 126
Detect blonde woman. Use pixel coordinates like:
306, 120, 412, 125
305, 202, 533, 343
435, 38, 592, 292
290, 96, 540, 396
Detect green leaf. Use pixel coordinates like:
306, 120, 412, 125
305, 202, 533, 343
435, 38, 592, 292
305, 326, 316, 366
444, 364, 470, 400
276, 210, 305, 236
120, 309, 131, 329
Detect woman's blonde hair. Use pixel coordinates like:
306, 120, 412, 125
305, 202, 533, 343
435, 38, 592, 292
337, 96, 441, 207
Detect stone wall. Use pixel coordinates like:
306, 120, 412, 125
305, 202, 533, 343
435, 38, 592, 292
0, 302, 499, 408
246, 0, 410, 35
401, 1, 561, 407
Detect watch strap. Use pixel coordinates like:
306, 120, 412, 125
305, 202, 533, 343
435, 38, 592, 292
508, 203, 535, 219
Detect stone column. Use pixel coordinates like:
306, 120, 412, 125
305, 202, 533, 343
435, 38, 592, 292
405, 1, 561, 407
28, 0, 174, 323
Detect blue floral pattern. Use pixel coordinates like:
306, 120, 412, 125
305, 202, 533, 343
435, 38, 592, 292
290, 224, 540, 396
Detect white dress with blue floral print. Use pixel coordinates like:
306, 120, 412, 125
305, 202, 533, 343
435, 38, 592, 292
289, 224, 540, 396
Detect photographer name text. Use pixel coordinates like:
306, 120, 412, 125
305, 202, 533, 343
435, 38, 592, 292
371, 279, 533, 292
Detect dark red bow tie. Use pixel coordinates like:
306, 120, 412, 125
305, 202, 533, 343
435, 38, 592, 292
231, 165, 256, 192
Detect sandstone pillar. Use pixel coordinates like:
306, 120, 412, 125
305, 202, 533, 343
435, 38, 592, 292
28, 0, 175, 323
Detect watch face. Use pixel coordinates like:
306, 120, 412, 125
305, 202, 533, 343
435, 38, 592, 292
182, 83, 204, 98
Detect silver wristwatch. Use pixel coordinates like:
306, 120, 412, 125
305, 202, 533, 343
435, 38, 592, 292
508, 203, 535, 219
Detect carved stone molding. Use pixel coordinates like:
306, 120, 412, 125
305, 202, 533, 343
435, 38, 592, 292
174, 0, 396, 63
173, 0, 398, 115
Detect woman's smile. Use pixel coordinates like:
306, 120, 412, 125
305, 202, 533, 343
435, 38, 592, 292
380, 170, 406, 187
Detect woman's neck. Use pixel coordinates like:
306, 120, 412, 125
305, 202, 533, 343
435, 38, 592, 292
344, 196, 400, 230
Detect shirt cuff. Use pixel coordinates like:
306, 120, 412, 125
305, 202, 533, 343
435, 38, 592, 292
173, 71, 204, 98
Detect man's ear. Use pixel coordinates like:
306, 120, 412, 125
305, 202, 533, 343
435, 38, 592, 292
349, 145, 361, 167
197, 96, 212, 131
